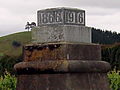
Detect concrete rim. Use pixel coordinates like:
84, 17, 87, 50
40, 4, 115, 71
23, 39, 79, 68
14, 60, 111, 74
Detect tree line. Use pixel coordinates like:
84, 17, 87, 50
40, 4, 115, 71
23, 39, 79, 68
0, 55, 22, 76
92, 28, 120, 71
102, 43, 120, 71
92, 28, 120, 44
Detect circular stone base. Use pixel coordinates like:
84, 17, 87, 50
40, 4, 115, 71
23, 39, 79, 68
14, 60, 111, 90
14, 60, 111, 74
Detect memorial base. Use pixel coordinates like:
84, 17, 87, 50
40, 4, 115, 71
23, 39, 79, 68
14, 43, 111, 90
23, 42, 101, 61
14, 60, 111, 90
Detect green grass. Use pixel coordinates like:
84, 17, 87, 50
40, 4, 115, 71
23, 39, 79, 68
0, 31, 31, 56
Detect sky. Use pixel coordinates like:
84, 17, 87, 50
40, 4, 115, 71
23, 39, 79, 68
0, 0, 120, 36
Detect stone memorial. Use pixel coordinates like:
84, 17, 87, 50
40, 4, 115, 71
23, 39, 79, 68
14, 7, 111, 90
32, 7, 91, 43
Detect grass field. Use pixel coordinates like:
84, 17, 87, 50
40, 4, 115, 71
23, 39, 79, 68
0, 31, 31, 56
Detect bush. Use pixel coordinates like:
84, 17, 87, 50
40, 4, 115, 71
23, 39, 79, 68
0, 70, 17, 90
108, 68, 120, 90
0, 69, 119, 90
12, 41, 21, 47
102, 44, 120, 71
0, 55, 22, 76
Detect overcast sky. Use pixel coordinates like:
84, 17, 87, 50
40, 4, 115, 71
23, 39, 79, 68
0, 0, 120, 36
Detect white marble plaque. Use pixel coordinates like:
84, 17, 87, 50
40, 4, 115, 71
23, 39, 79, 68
37, 7, 85, 26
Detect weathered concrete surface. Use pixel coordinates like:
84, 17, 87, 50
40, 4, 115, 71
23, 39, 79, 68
32, 25, 91, 43
15, 60, 111, 90
16, 73, 110, 90
14, 60, 111, 74
15, 43, 111, 90
23, 42, 101, 62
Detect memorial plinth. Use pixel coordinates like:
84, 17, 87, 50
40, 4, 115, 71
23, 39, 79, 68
23, 42, 101, 62
32, 25, 91, 43
14, 7, 111, 90
14, 60, 110, 90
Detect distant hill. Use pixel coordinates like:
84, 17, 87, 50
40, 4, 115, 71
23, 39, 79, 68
0, 31, 31, 56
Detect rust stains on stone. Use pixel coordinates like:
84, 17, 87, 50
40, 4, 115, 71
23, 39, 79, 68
23, 44, 62, 62
23, 43, 101, 62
